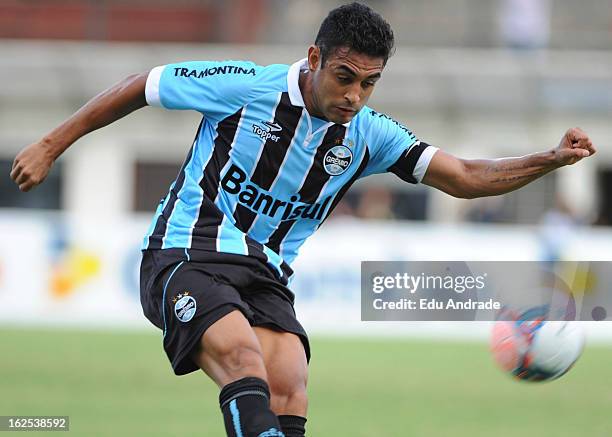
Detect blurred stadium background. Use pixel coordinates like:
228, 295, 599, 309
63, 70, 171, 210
1, 0, 612, 435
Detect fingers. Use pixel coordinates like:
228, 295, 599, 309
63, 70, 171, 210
15, 172, 31, 187
17, 174, 38, 192
17, 172, 43, 192
9, 161, 21, 182
9, 160, 27, 186
567, 127, 588, 143
10, 161, 40, 192
19, 183, 34, 192
10, 143, 53, 191
566, 127, 596, 156
12, 169, 33, 192
584, 139, 597, 156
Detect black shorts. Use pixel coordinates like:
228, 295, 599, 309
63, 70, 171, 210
140, 249, 310, 375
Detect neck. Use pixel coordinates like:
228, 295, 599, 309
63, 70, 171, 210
298, 70, 325, 119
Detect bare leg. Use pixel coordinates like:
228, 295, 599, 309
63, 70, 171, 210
190, 310, 283, 437
254, 327, 308, 417
191, 309, 267, 387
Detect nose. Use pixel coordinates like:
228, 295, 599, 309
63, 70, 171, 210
344, 83, 361, 106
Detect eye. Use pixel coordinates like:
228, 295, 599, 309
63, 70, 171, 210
363, 81, 375, 88
337, 76, 351, 84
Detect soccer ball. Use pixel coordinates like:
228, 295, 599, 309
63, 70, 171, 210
490, 320, 585, 382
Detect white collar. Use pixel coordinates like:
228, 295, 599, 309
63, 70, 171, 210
287, 58, 351, 128
287, 58, 308, 107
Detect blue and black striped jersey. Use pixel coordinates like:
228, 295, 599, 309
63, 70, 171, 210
143, 59, 438, 284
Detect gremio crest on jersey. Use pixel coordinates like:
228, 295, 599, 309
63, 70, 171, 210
323, 144, 353, 176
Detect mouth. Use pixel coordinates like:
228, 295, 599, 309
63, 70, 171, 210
335, 106, 356, 116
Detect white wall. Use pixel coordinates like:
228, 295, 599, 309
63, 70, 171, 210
1, 213, 611, 342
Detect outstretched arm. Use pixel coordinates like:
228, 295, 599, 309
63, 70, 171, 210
10, 72, 148, 192
422, 128, 596, 199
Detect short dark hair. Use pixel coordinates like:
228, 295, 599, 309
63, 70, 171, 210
314, 2, 395, 66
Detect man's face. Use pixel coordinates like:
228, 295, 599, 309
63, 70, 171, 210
307, 46, 384, 124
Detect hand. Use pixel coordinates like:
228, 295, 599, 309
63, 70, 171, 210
553, 127, 597, 166
10, 141, 56, 192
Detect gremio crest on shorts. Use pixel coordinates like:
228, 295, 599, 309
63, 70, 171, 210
173, 291, 196, 323
323, 144, 353, 176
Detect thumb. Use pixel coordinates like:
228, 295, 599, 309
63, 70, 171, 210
574, 148, 590, 158
562, 148, 589, 165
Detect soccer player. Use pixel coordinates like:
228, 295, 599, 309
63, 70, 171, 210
10, 3, 595, 436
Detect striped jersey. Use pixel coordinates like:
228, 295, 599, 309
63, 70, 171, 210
143, 58, 438, 284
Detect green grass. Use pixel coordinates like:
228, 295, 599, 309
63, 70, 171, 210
0, 328, 611, 437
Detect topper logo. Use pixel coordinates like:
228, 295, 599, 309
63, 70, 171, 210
253, 120, 282, 142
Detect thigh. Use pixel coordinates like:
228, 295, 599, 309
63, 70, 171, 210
192, 309, 268, 388
254, 326, 308, 415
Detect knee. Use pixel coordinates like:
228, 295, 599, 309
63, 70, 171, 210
269, 379, 308, 416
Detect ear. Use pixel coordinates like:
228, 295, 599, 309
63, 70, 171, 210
307, 45, 321, 71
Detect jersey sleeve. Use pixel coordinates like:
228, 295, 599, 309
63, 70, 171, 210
145, 60, 261, 120
361, 110, 438, 184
